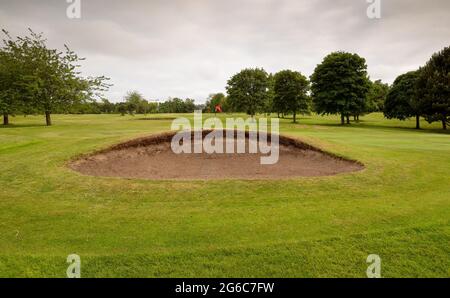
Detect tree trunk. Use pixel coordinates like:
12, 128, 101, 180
356, 115, 360, 122
3, 113, 9, 125
45, 111, 52, 126
341, 114, 345, 125
346, 115, 350, 124
443, 119, 447, 130
293, 112, 297, 123
416, 115, 420, 129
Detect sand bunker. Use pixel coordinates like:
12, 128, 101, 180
69, 130, 364, 180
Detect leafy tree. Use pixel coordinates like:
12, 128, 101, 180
116, 102, 127, 116
206, 93, 226, 114
226, 68, 269, 117
3, 29, 110, 126
310, 52, 370, 124
273, 70, 310, 123
0, 46, 14, 124
350, 96, 367, 122
263, 73, 275, 116
100, 98, 115, 114
183, 98, 196, 113
158, 98, 179, 113
367, 79, 390, 113
62, 98, 119, 114
147, 101, 158, 114
158, 98, 196, 113
384, 70, 422, 129
138, 100, 153, 115
122, 91, 159, 115
418, 46, 450, 130
0, 30, 27, 125
124, 91, 145, 115
220, 97, 231, 113
22, 103, 39, 117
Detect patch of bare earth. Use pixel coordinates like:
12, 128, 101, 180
69, 130, 364, 180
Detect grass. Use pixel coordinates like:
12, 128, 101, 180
0, 113, 449, 277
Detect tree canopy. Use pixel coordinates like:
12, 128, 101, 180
124, 91, 151, 115
272, 70, 310, 123
418, 46, 450, 130
0, 31, 27, 125
367, 79, 390, 113
205, 93, 227, 114
384, 70, 422, 129
158, 97, 196, 113
310, 52, 370, 124
226, 68, 269, 117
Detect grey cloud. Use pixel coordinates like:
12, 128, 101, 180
0, 0, 449, 102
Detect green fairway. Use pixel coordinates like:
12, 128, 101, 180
0, 113, 449, 277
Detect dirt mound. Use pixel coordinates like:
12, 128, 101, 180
69, 130, 364, 180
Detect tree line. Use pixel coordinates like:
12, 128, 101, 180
222, 47, 449, 129
1, 29, 448, 129
85, 92, 199, 115
206, 56, 388, 124
16, 90, 202, 116
209, 58, 387, 125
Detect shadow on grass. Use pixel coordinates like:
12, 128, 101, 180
277, 115, 450, 135
315, 121, 450, 135
0, 123, 48, 129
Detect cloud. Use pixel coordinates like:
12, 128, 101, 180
0, 0, 449, 102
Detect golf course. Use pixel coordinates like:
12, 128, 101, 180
0, 113, 449, 278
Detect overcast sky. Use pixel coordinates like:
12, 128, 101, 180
0, 0, 449, 103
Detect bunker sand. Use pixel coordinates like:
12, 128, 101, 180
69, 130, 364, 180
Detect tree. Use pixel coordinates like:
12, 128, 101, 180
3, 29, 110, 126
226, 68, 269, 117
273, 70, 310, 123
310, 52, 370, 124
384, 70, 422, 129
124, 91, 145, 115
270, 73, 286, 117
263, 73, 275, 116
158, 98, 196, 113
116, 102, 127, 116
183, 98, 196, 113
220, 97, 231, 113
0, 46, 14, 125
206, 93, 226, 114
138, 100, 150, 115
147, 101, 158, 114
0, 30, 27, 125
418, 46, 450, 130
122, 91, 158, 115
100, 98, 115, 114
367, 79, 390, 113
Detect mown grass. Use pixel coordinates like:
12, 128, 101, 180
0, 113, 449, 277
